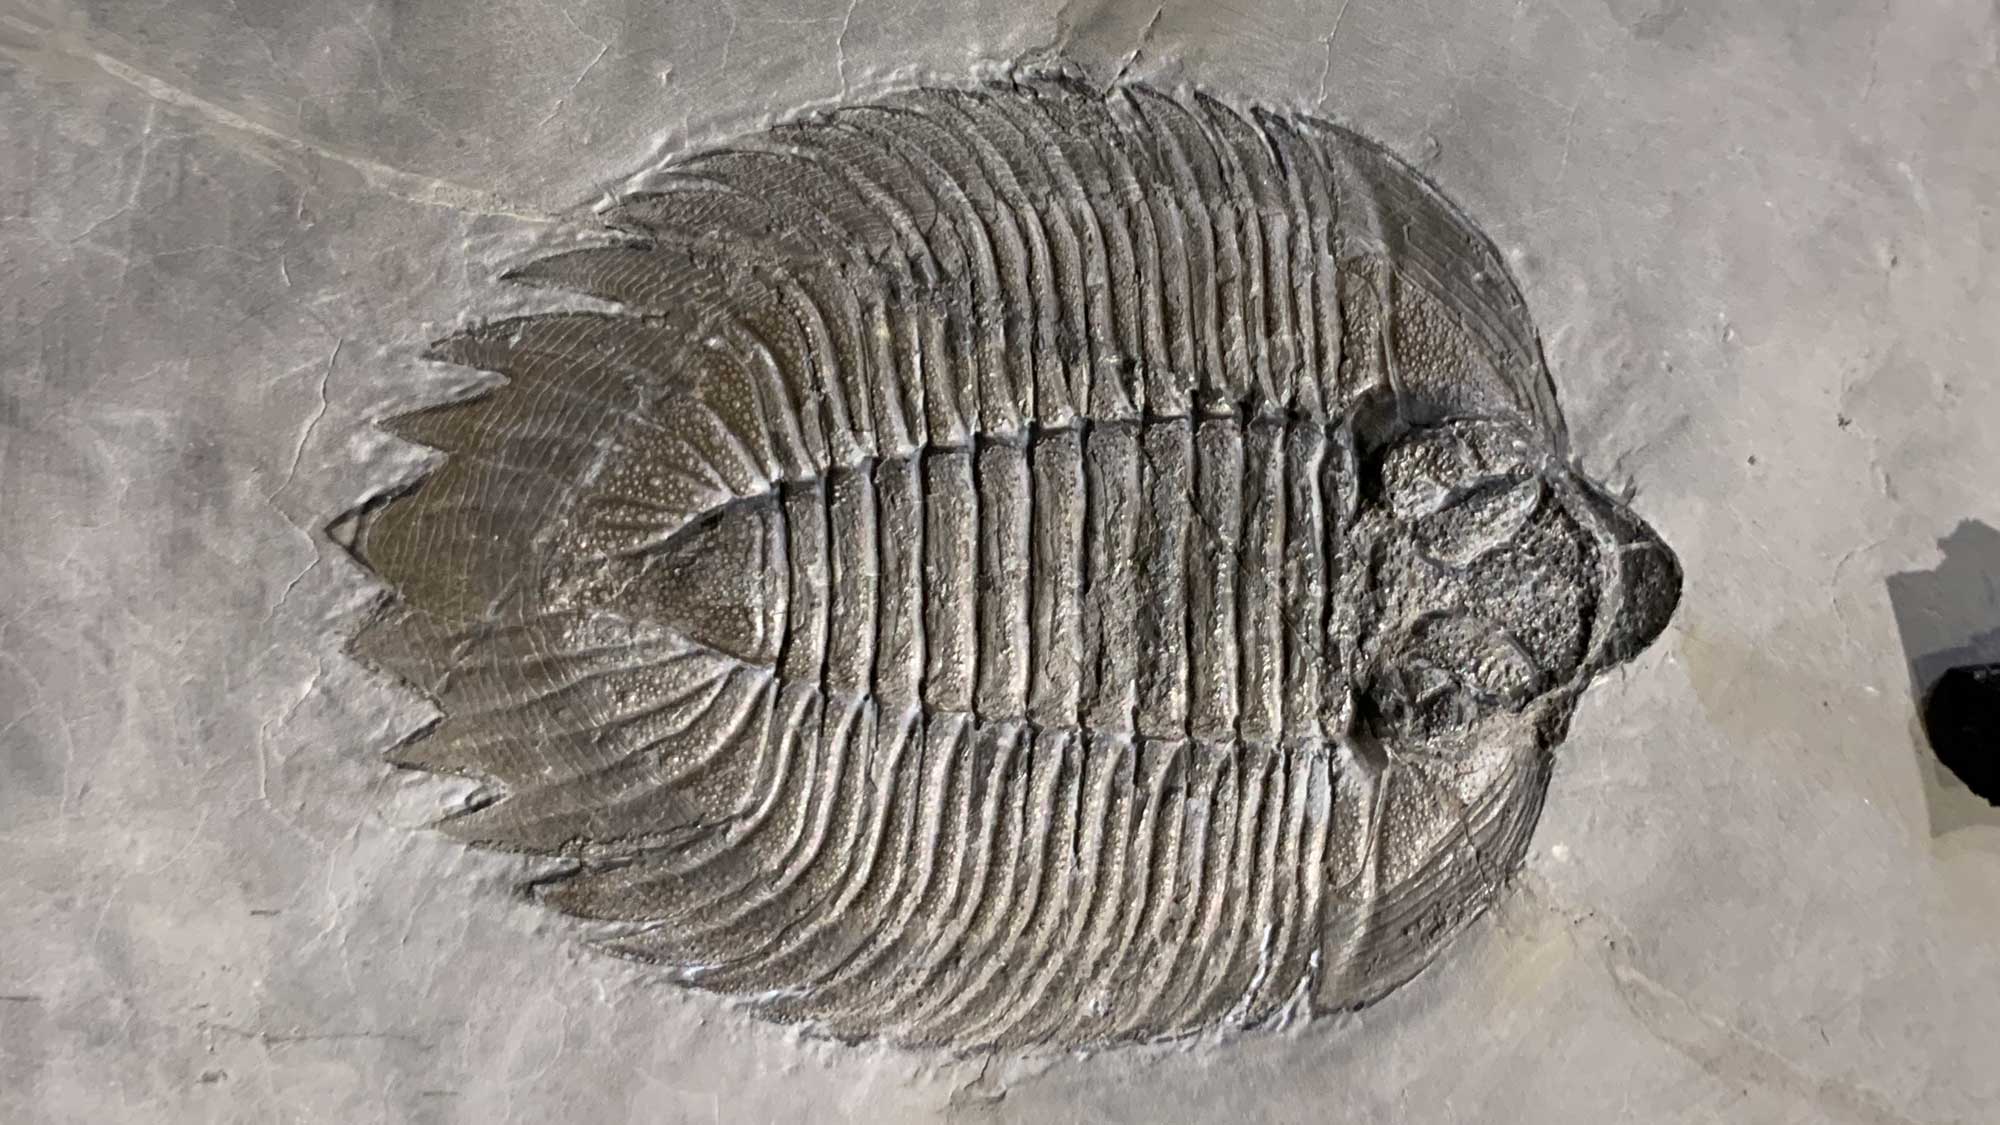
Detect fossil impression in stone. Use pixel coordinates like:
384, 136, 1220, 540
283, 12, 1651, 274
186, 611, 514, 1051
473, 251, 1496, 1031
347, 78, 1681, 1050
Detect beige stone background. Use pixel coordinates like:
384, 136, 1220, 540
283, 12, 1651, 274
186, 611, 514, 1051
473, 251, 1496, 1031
2, 0, 1997, 1120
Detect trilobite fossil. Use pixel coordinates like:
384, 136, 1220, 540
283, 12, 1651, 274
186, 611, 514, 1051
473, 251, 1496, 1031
345, 77, 1681, 1051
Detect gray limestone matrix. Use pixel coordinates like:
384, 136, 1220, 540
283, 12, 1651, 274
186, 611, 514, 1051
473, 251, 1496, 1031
343, 78, 1681, 1050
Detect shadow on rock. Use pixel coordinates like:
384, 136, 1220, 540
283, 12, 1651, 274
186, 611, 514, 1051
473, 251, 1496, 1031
1886, 520, 2000, 835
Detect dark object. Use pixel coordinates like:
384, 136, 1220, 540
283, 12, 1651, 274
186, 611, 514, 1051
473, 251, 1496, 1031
342, 77, 1681, 1050
1924, 664, 2000, 805
1886, 520, 2000, 833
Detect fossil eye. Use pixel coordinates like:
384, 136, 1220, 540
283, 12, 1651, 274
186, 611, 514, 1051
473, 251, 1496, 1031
345, 78, 1680, 1052
1377, 421, 1544, 567
1365, 613, 1546, 736
1378, 421, 1531, 510
1407, 474, 1545, 567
